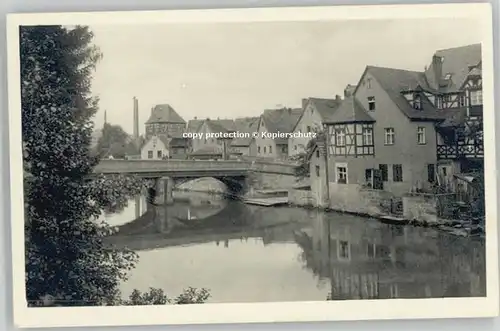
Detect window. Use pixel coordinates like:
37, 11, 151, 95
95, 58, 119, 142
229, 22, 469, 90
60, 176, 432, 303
365, 169, 372, 183
368, 96, 376, 111
417, 127, 426, 144
157, 150, 162, 158
336, 163, 348, 184
384, 128, 395, 145
315, 165, 320, 177
414, 95, 422, 110
367, 243, 376, 258
427, 164, 435, 183
294, 145, 297, 151
362, 127, 373, 145
366, 78, 372, 89
264, 147, 267, 153
459, 94, 466, 107
390, 284, 399, 298
269, 145, 272, 153
436, 96, 443, 109
148, 151, 153, 159
307, 126, 311, 133
470, 90, 483, 105
379, 164, 388, 182
282, 146, 287, 153
258, 146, 261, 153
445, 73, 452, 80
316, 150, 320, 158
338, 241, 350, 260
335, 128, 346, 146
393, 164, 403, 182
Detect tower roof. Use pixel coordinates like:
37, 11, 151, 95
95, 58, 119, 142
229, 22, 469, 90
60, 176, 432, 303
146, 104, 186, 124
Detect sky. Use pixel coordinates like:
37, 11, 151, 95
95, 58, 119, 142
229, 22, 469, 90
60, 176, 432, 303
89, 18, 484, 135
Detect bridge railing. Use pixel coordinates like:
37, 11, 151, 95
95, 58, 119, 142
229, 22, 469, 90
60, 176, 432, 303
94, 159, 299, 176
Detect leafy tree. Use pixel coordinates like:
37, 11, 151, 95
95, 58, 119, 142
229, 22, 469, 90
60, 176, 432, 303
292, 129, 326, 180
21, 25, 210, 306
96, 123, 138, 158
21, 25, 139, 306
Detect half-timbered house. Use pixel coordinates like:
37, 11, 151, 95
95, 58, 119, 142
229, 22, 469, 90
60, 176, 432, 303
288, 96, 343, 158
324, 44, 482, 202
428, 44, 483, 192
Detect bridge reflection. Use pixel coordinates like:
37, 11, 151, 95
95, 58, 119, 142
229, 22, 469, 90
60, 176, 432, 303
105, 191, 310, 251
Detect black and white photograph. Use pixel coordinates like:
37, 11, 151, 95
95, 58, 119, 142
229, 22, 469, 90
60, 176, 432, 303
6, 4, 499, 328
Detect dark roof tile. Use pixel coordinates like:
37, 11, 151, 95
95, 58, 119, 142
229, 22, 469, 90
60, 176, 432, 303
146, 104, 186, 124
323, 96, 374, 124
425, 44, 481, 92
261, 108, 303, 144
366, 66, 449, 121
231, 117, 259, 146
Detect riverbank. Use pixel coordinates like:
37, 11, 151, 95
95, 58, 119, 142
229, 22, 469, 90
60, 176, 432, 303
174, 178, 483, 237
286, 199, 484, 238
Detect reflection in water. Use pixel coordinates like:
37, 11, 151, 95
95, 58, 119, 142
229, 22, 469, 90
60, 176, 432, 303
106, 191, 485, 303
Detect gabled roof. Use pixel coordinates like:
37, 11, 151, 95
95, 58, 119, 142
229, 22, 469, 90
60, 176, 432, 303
186, 119, 204, 133
158, 135, 170, 148
205, 119, 236, 133
323, 96, 374, 124
309, 98, 343, 120
146, 104, 186, 124
293, 98, 343, 131
425, 44, 481, 93
231, 117, 259, 146
365, 66, 448, 121
260, 108, 303, 144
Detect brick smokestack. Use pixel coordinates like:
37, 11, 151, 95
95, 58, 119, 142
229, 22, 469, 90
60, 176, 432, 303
302, 98, 308, 109
133, 97, 139, 139
432, 55, 443, 86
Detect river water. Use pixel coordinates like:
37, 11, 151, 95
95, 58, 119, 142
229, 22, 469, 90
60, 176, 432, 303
102, 190, 486, 304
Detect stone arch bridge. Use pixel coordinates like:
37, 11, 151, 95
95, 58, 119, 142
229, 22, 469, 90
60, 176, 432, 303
93, 159, 299, 203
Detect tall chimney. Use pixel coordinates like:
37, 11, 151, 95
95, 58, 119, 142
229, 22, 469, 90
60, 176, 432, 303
302, 98, 308, 109
432, 55, 443, 85
133, 97, 139, 139
344, 84, 356, 98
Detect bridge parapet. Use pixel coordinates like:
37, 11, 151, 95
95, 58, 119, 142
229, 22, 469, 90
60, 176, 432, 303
94, 159, 297, 176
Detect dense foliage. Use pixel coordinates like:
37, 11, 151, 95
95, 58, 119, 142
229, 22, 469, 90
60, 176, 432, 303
95, 123, 140, 159
292, 130, 326, 180
21, 25, 209, 306
124, 287, 211, 305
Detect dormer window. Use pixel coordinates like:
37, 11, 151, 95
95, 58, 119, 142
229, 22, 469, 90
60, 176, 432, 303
444, 73, 452, 80
414, 95, 422, 110
403, 92, 413, 102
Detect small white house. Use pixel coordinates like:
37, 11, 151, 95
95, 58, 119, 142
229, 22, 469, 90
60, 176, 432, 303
141, 135, 169, 160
